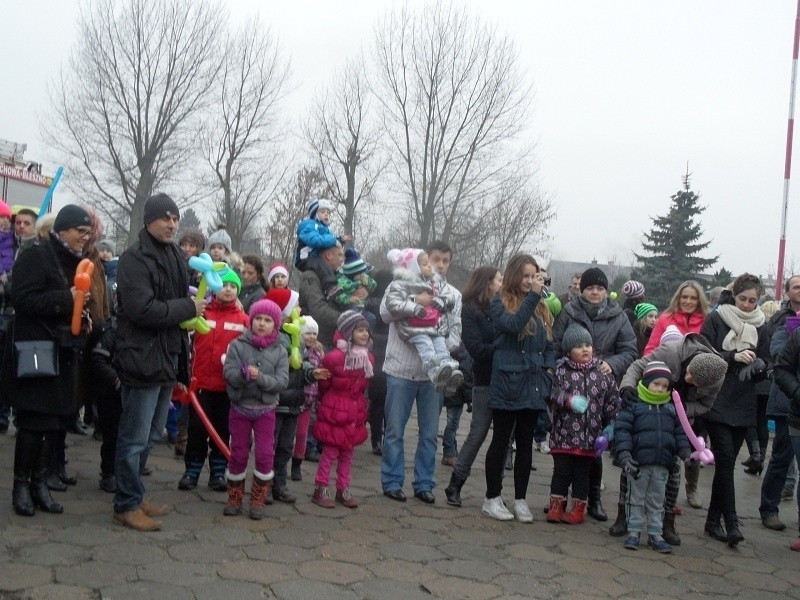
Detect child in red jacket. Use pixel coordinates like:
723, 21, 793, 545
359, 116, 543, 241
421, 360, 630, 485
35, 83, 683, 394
312, 310, 374, 508
178, 268, 249, 491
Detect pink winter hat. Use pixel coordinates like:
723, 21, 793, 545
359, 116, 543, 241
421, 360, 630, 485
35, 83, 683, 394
387, 248, 423, 275
0, 200, 11, 219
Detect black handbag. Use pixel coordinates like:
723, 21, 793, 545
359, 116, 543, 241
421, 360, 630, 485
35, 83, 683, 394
14, 340, 59, 378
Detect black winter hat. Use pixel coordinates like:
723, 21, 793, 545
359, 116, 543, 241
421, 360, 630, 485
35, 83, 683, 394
53, 204, 91, 233
580, 267, 608, 292
143, 193, 180, 226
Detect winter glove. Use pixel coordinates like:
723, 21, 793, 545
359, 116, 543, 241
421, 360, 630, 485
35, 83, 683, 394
617, 452, 640, 480
738, 358, 767, 382
683, 456, 697, 469
619, 386, 638, 406
568, 395, 588, 414
602, 424, 615, 443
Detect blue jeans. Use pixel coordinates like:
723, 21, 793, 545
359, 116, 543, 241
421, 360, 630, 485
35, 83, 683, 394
442, 404, 463, 458
114, 385, 173, 513
380, 374, 441, 493
760, 417, 795, 517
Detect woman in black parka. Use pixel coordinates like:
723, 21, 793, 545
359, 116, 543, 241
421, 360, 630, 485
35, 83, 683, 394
7, 205, 93, 516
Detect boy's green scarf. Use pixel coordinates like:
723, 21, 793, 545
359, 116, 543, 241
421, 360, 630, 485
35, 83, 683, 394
637, 381, 670, 405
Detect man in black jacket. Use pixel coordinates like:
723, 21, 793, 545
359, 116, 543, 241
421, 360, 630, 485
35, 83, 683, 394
112, 194, 205, 531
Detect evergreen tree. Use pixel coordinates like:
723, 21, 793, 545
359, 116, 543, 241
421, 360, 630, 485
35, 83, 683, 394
710, 267, 733, 289
178, 208, 202, 234
632, 173, 718, 308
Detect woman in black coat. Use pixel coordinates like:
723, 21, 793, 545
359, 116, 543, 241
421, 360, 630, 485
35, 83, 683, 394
7, 205, 93, 516
365, 269, 392, 455
700, 274, 770, 547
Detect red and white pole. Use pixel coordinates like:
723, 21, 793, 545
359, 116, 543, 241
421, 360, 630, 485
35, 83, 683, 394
777, 0, 800, 301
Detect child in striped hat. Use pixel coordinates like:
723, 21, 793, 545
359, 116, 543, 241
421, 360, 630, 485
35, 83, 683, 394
331, 247, 377, 315
294, 198, 347, 270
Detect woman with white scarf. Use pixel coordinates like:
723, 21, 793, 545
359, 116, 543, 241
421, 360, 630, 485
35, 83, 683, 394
700, 274, 770, 547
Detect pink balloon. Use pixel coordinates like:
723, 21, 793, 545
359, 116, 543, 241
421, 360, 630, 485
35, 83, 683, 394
672, 390, 714, 465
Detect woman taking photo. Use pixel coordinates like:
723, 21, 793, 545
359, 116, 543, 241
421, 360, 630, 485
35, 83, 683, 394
644, 280, 710, 356
7, 205, 93, 516
444, 265, 502, 506
700, 274, 770, 546
482, 255, 555, 522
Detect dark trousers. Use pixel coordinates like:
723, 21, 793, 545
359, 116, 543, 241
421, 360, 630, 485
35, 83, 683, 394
185, 390, 230, 470
706, 420, 747, 518
550, 453, 592, 500
485, 408, 537, 499
368, 371, 387, 445
745, 394, 769, 458
96, 391, 122, 476
760, 417, 794, 517
274, 412, 298, 487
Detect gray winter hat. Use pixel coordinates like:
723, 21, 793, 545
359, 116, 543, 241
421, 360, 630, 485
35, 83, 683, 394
95, 239, 115, 254
687, 353, 728, 387
207, 226, 232, 253
562, 323, 593, 354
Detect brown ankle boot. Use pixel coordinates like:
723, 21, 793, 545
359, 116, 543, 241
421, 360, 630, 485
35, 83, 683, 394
141, 499, 171, 517
561, 499, 587, 524
113, 509, 161, 531
249, 471, 273, 520
546, 495, 567, 523
312, 485, 336, 508
336, 488, 359, 508
224, 473, 246, 516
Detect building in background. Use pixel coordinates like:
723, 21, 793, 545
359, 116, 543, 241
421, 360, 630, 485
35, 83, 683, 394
0, 139, 51, 212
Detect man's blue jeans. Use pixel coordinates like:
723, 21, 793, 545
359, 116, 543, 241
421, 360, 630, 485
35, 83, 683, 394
114, 385, 173, 513
381, 374, 440, 493
760, 417, 795, 517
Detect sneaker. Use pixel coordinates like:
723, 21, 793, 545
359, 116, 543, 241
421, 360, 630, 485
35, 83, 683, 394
624, 532, 640, 550
426, 363, 453, 392
482, 496, 514, 521
511, 499, 534, 523
648, 534, 672, 554
208, 474, 227, 491
178, 474, 198, 490
536, 440, 550, 454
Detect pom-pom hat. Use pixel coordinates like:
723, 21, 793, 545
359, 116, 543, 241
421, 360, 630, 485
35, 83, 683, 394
622, 280, 646, 299
266, 287, 300, 318
387, 248, 423, 275
267, 263, 289, 282
0, 200, 11, 219
337, 310, 370, 341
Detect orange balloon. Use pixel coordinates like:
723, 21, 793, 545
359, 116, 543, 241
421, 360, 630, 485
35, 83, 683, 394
71, 259, 95, 335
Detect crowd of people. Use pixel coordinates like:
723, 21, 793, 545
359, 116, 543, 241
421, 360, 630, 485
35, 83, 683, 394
2, 194, 800, 555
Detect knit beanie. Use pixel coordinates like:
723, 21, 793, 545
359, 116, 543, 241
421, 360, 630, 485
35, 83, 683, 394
218, 266, 242, 293
95, 239, 115, 254
642, 360, 672, 387
542, 292, 562, 318
178, 229, 205, 250
266, 287, 300, 318
580, 267, 608, 292
307, 198, 336, 220
301, 315, 319, 336
0, 200, 11, 219
634, 302, 658, 321
686, 353, 728, 387
343, 247, 369, 277
206, 226, 232, 253
53, 204, 91, 232
660, 324, 684, 346
622, 280, 646, 299
267, 263, 289, 282
337, 310, 370, 341
562, 323, 593, 353
387, 248, 423, 275
143, 193, 180, 225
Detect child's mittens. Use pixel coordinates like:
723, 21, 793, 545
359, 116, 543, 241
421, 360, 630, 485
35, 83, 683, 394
617, 451, 640, 479
602, 424, 615, 442
568, 395, 588, 414
413, 304, 427, 318
241, 362, 251, 381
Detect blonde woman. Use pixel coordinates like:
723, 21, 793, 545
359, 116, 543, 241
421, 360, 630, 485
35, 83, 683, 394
644, 280, 710, 355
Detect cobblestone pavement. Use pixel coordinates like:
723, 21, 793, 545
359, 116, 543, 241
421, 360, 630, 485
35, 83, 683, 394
1, 413, 799, 599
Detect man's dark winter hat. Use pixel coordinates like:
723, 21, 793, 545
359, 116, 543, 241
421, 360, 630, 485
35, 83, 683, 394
53, 204, 91, 233
580, 267, 608, 292
143, 193, 180, 226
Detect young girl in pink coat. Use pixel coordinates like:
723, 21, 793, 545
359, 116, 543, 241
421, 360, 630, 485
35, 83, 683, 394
312, 310, 374, 508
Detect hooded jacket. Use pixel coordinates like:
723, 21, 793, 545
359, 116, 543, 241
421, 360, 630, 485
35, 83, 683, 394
382, 267, 456, 342
223, 329, 289, 409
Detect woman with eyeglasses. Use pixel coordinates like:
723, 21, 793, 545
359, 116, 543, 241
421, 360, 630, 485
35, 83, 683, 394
700, 274, 770, 546
5, 205, 93, 516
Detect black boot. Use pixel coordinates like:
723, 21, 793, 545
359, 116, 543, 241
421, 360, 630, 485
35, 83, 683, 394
12, 474, 35, 516
587, 484, 608, 521
31, 432, 64, 513
46, 431, 70, 490
662, 511, 681, 546
609, 504, 627, 536
445, 473, 466, 507
45, 472, 67, 492
704, 508, 726, 542
291, 457, 303, 481
724, 513, 744, 547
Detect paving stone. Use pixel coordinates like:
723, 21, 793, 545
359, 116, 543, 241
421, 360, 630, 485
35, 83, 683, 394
90, 542, 169, 565
195, 524, 260, 546
614, 573, 689, 597
99, 581, 195, 600
191, 579, 271, 600
55, 562, 137, 588
726, 568, 791, 593
364, 559, 439, 584
552, 573, 630, 598
327, 528, 393, 546
679, 571, 741, 596
270, 579, 358, 600
351, 578, 438, 600
492, 556, 561, 579
612, 554, 676, 577
429, 558, 505, 581
340, 513, 402, 532
217, 560, 296, 585
265, 527, 329, 548
437, 542, 503, 561
168, 541, 245, 563
665, 553, 729, 575
0, 563, 53, 591
242, 543, 316, 565
385, 527, 449, 546
421, 576, 500, 600
714, 554, 776, 574
50, 525, 126, 547
23, 583, 98, 600
380, 541, 446, 563
504, 543, 561, 562
316, 542, 380, 565
137, 559, 219, 585
557, 557, 623, 578
17, 542, 92, 567
397, 515, 450, 531
296, 560, 369, 585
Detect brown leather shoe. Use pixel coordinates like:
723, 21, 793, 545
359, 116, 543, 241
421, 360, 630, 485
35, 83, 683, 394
113, 509, 162, 531
140, 499, 171, 518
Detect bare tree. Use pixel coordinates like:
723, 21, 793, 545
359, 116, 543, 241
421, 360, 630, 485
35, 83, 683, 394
203, 19, 291, 251
260, 167, 330, 268
45, 0, 225, 247
373, 2, 534, 248
304, 57, 382, 241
